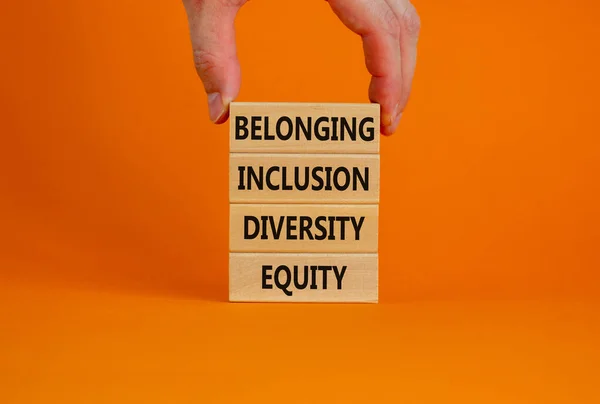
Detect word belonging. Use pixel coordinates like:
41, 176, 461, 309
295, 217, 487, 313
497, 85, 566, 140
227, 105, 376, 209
235, 116, 376, 142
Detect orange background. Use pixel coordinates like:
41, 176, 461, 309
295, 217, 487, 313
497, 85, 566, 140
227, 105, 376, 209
1, 0, 599, 402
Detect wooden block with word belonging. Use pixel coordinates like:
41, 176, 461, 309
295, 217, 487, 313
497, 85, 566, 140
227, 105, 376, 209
229, 102, 380, 154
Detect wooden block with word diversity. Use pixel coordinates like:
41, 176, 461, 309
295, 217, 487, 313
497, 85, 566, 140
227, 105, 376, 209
229, 153, 380, 204
229, 253, 378, 303
229, 204, 379, 253
229, 102, 380, 154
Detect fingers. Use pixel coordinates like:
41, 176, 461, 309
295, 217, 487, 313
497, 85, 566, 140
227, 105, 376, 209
182, 0, 247, 124
362, 22, 404, 136
385, 1, 421, 116
327, 0, 421, 135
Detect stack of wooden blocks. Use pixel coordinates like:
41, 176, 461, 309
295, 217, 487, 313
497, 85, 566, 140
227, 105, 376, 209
228, 102, 380, 303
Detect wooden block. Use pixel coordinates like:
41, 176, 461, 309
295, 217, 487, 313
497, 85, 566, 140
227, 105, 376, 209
229, 153, 380, 204
229, 204, 378, 253
229, 253, 378, 302
229, 102, 380, 154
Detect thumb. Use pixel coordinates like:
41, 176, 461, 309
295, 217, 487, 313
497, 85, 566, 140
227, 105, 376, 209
182, 0, 246, 124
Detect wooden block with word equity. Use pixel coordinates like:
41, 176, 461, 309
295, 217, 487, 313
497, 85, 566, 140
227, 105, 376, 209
229, 204, 379, 253
229, 253, 378, 303
229, 153, 380, 204
229, 102, 380, 154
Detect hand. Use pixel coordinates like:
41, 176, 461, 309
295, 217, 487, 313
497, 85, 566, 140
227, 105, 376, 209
181, 0, 421, 136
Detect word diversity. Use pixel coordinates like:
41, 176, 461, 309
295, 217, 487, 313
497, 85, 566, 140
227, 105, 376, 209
229, 102, 380, 303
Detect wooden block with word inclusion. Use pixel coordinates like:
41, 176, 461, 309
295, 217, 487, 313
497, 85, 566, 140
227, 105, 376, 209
229, 253, 378, 303
229, 204, 379, 253
229, 153, 380, 204
229, 102, 380, 154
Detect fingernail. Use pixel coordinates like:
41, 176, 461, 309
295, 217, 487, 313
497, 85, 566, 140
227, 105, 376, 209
207, 92, 225, 123
384, 104, 402, 136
